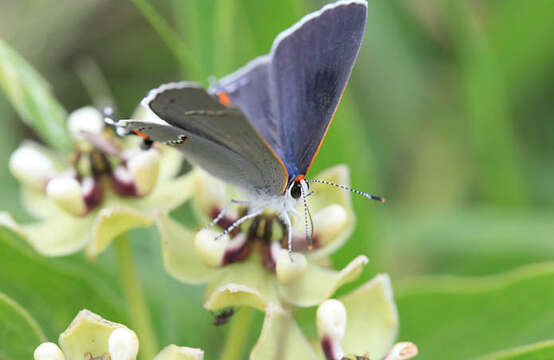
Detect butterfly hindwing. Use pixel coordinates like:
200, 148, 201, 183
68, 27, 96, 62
123, 82, 288, 194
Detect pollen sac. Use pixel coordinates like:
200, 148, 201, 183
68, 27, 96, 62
317, 299, 347, 360
194, 229, 230, 267
108, 327, 139, 360
312, 204, 348, 246
275, 247, 308, 284
34, 342, 65, 360
9, 144, 56, 191
111, 149, 160, 197
126, 149, 160, 196
68, 106, 105, 141
46, 176, 88, 216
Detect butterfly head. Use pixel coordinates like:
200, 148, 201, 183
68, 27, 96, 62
287, 175, 309, 201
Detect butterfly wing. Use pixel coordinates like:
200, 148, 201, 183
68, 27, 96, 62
270, 0, 367, 176
209, 56, 284, 164
210, 1, 367, 178
121, 82, 288, 194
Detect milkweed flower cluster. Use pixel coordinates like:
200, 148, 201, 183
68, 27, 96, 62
1, 106, 192, 259
33, 310, 204, 360
156, 165, 418, 359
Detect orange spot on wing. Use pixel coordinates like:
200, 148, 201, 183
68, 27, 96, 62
217, 92, 231, 106
134, 131, 150, 140
294, 175, 305, 182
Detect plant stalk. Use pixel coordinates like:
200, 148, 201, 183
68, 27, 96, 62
220, 307, 255, 360
115, 233, 158, 359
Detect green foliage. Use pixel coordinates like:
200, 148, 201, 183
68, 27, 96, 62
479, 340, 554, 360
396, 263, 554, 359
0, 0, 553, 358
0, 39, 72, 153
0, 292, 45, 359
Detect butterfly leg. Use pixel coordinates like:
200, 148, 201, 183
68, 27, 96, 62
279, 211, 294, 260
202, 199, 250, 231
215, 207, 264, 241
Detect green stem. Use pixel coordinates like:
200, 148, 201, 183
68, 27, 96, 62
220, 307, 255, 360
129, 0, 201, 76
115, 234, 158, 359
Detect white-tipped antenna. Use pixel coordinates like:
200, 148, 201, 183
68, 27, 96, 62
306, 179, 386, 203
103, 106, 130, 136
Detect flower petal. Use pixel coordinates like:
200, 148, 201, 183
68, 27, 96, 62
304, 165, 355, 258
21, 187, 59, 219
87, 207, 154, 260
279, 255, 368, 307
155, 211, 219, 284
58, 309, 128, 360
129, 172, 194, 213
250, 305, 318, 360
154, 345, 204, 360
340, 274, 399, 359
1, 211, 94, 256
203, 257, 279, 311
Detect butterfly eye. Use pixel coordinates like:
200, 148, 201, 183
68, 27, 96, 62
290, 181, 303, 199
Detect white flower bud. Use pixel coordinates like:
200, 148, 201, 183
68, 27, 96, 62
153, 345, 204, 360
9, 144, 56, 190
34, 342, 65, 360
312, 205, 348, 246
317, 299, 347, 359
46, 177, 87, 215
127, 149, 160, 196
108, 327, 139, 360
68, 106, 104, 140
383, 342, 419, 360
317, 299, 347, 342
275, 248, 307, 285
194, 229, 229, 267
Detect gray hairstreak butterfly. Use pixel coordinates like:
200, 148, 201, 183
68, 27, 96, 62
107, 0, 383, 255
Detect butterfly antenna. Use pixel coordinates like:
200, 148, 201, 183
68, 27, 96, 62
306, 179, 386, 203
103, 106, 116, 126
300, 183, 314, 250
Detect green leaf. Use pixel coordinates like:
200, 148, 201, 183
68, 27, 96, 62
0, 228, 125, 341
478, 340, 554, 360
0, 38, 72, 153
396, 263, 554, 360
379, 207, 554, 277
0, 292, 46, 359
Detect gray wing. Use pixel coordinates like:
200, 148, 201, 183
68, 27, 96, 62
121, 82, 287, 195
209, 0, 367, 178
269, 0, 367, 176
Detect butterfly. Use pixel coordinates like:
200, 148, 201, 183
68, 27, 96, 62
107, 0, 383, 254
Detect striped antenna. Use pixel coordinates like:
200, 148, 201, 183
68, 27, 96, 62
306, 179, 386, 203
300, 181, 314, 250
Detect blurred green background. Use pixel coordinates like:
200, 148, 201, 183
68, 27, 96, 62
0, 0, 553, 359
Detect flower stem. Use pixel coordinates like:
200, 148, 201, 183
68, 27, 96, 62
114, 233, 158, 359
220, 307, 255, 360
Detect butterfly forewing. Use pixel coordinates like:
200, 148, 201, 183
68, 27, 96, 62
210, 1, 367, 178
270, 1, 367, 176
